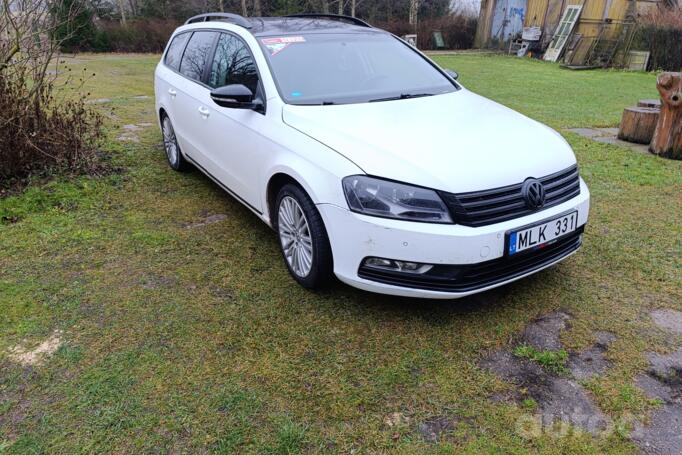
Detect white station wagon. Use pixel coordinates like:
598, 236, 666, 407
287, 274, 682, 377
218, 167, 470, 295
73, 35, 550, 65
154, 13, 590, 299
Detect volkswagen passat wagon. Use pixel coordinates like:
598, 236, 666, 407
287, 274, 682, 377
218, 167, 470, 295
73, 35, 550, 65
154, 13, 590, 299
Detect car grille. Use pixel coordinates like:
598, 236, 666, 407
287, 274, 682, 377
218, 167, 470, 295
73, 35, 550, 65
357, 227, 583, 293
438, 165, 581, 227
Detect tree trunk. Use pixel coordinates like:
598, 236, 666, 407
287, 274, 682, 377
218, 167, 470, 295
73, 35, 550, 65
241, 0, 248, 16
618, 107, 659, 144
351, 0, 356, 16
650, 72, 682, 160
127, 0, 138, 17
254, 0, 262, 16
338, 0, 344, 15
117, 0, 127, 25
409, 0, 420, 28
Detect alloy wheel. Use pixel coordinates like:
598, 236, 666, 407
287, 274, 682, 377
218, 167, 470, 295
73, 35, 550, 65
162, 117, 179, 166
278, 196, 314, 277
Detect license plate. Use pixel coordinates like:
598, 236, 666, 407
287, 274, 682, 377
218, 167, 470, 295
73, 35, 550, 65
508, 211, 579, 256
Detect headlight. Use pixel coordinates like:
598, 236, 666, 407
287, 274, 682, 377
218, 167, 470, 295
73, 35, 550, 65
342, 175, 453, 223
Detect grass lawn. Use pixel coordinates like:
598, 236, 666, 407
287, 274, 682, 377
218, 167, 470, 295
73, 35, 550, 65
1, 53, 680, 454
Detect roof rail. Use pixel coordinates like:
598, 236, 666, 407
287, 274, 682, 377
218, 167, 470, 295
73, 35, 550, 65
185, 13, 252, 29
284, 13, 372, 28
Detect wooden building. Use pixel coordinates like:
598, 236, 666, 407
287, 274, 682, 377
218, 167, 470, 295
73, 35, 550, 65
475, 0, 669, 66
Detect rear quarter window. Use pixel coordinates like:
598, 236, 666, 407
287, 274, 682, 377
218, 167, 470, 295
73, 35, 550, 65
164, 32, 190, 71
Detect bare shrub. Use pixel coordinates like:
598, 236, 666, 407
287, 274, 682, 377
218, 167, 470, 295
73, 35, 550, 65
95, 18, 180, 53
0, 0, 104, 186
640, 6, 682, 29
0, 72, 104, 182
374, 13, 477, 50
636, 6, 682, 71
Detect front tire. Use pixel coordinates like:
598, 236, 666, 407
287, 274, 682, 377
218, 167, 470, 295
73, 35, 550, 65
161, 114, 190, 172
275, 184, 333, 289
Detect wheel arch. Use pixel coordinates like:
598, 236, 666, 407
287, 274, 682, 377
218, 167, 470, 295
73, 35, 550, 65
266, 172, 309, 228
158, 107, 168, 127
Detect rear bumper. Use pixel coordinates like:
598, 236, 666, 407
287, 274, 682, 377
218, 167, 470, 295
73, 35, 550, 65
318, 178, 590, 299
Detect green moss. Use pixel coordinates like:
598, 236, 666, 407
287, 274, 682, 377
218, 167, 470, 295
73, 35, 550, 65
513, 345, 569, 374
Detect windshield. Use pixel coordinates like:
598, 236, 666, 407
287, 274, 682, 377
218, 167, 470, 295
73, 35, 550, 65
258, 32, 458, 105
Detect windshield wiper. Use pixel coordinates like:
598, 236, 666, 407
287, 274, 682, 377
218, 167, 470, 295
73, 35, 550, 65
369, 93, 435, 103
296, 101, 337, 106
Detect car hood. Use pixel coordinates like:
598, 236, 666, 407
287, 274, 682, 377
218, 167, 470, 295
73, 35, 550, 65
282, 89, 577, 193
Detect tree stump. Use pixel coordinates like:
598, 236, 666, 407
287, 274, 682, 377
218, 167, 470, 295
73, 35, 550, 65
650, 72, 682, 160
618, 107, 659, 144
638, 99, 661, 109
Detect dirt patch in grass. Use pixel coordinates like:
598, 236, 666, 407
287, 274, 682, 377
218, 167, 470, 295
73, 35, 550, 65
417, 416, 456, 443
117, 123, 154, 143
650, 309, 682, 335
568, 332, 615, 381
183, 213, 228, 229
7, 331, 63, 366
481, 312, 613, 435
633, 350, 682, 454
632, 311, 682, 454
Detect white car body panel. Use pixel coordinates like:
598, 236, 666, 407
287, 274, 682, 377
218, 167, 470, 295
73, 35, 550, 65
154, 19, 591, 299
282, 89, 576, 193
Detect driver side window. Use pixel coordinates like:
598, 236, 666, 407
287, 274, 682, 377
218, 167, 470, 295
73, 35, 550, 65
209, 33, 259, 95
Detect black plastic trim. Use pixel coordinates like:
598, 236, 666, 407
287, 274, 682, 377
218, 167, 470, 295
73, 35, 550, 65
439, 165, 581, 227
357, 227, 584, 293
184, 153, 263, 215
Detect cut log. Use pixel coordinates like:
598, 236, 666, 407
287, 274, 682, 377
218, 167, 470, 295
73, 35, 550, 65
618, 107, 659, 144
650, 72, 682, 160
638, 99, 661, 109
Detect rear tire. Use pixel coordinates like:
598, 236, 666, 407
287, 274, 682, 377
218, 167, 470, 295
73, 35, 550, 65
275, 184, 333, 289
161, 114, 190, 172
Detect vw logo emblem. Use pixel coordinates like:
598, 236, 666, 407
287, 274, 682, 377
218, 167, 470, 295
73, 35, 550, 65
522, 178, 546, 209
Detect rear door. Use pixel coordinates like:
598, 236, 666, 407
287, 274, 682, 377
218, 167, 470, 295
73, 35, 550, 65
156, 31, 191, 141
175, 30, 219, 162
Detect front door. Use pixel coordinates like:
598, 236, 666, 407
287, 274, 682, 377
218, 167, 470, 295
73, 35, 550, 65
201, 32, 270, 212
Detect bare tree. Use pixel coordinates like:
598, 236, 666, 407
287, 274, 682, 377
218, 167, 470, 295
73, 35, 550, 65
320, 0, 329, 13
116, 0, 126, 24
0, 0, 103, 180
253, 0, 261, 16
351, 0, 366, 17
409, 0, 421, 27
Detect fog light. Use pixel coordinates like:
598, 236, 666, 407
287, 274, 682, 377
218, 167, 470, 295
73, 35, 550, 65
363, 257, 433, 274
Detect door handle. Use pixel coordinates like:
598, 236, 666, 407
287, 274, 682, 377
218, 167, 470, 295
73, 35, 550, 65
198, 106, 211, 118
168, 88, 177, 98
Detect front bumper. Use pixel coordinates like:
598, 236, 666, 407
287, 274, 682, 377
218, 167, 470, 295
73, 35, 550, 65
318, 178, 590, 299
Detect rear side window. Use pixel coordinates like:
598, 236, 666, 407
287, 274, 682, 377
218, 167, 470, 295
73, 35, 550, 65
180, 31, 218, 82
164, 32, 190, 71
208, 33, 259, 94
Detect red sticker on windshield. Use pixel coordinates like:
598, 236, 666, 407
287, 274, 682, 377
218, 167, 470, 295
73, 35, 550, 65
261, 36, 306, 56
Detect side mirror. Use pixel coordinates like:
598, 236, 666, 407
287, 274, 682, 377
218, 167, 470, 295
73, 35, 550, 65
210, 84, 262, 111
445, 69, 459, 81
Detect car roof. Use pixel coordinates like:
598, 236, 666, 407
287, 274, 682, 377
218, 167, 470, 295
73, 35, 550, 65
247, 17, 383, 37
182, 15, 387, 38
